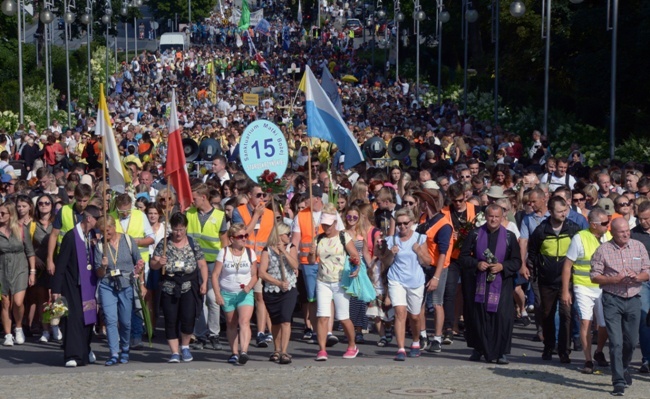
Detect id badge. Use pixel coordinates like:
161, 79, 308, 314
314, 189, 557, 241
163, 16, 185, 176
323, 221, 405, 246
110, 269, 122, 277
173, 261, 185, 273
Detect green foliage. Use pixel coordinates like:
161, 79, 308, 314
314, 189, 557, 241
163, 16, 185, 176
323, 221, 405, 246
615, 137, 650, 164
153, 0, 218, 25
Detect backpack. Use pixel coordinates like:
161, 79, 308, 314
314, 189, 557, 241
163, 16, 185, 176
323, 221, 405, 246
317, 231, 347, 252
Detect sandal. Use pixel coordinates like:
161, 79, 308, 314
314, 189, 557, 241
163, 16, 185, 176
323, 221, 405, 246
269, 352, 280, 362
377, 337, 388, 347
279, 353, 292, 365
120, 351, 129, 364
105, 356, 119, 366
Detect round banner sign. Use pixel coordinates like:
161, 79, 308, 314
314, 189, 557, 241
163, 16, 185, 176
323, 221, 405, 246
240, 120, 289, 182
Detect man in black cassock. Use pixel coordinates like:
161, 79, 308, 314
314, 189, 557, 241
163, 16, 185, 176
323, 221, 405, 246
459, 204, 521, 364
51, 205, 102, 367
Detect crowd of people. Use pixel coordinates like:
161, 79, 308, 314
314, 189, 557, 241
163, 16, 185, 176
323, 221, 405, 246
0, 1, 649, 397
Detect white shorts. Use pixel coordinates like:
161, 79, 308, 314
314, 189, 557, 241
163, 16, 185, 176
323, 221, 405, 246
388, 280, 425, 315
316, 280, 350, 321
574, 285, 606, 327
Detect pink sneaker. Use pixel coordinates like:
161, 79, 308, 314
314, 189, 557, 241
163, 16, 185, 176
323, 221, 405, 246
316, 350, 328, 361
343, 346, 359, 359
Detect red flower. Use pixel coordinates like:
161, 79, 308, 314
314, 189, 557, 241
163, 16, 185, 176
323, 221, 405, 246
265, 174, 274, 183
267, 188, 273, 193
263, 169, 270, 175
269, 172, 277, 180
274, 179, 281, 184
350, 257, 360, 266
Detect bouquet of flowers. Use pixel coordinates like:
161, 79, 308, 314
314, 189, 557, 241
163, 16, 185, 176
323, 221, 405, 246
42, 297, 69, 326
257, 169, 286, 195
483, 248, 497, 282
454, 211, 486, 250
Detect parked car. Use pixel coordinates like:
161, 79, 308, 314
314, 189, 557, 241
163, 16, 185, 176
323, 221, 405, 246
345, 19, 363, 36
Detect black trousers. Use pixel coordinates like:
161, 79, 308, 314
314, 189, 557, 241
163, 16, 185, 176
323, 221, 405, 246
161, 291, 196, 340
539, 284, 572, 355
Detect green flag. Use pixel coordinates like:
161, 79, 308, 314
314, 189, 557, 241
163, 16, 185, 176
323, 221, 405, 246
239, 0, 250, 30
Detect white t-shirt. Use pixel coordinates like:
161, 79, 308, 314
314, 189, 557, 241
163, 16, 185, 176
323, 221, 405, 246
217, 247, 257, 292
540, 172, 577, 190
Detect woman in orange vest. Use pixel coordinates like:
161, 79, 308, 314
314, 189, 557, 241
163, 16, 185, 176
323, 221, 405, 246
231, 183, 274, 348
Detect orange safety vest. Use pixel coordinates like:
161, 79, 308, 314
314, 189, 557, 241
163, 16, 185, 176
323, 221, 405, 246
237, 204, 274, 262
424, 215, 453, 269
442, 202, 476, 259
297, 209, 324, 264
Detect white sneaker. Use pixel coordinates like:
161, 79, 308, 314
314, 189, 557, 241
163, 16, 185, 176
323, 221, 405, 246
3, 334, 14, 346
52, 326, 63, 341
14, 328, 25, 345
65, 359, 78, 367
39, 331, 50, 343
88, 351, 96, 364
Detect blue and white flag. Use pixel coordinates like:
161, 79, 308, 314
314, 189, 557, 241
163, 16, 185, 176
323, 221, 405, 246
320, 66, 342, 116
299, 65, 363, 169
255, 18, 271, 36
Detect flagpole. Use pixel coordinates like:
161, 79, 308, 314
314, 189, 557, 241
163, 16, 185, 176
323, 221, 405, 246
271, 196, 286, 282
100, 84, 108, 254
307, 138, 315, 250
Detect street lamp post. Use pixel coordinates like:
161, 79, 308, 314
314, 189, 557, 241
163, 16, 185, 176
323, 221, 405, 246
135, 0, 143, 59
121, 1, 129, 61
541, 0, 552, 136
81, 1, 93, 102
394, 1, 404, 81
376, 1, 385, 76
102, 1, 113, 97
606, 0, 618, 160
436, 2, 450, 106
463, 1, 478, 115
1, 0, 24, 123
63, 1, 76, 128
413, 0, 426, 101
41, 2, 55, 127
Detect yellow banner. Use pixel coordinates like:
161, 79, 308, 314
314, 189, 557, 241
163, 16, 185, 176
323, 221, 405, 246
243, 93, 259, 106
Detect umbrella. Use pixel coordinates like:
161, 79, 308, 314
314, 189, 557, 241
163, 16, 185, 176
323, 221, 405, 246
341, 75, 358, 83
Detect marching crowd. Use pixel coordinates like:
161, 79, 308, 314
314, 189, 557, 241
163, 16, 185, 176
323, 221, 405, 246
0, 2, 649, 397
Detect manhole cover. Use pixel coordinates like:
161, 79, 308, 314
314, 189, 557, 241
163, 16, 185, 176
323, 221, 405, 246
388, 388, 454, 396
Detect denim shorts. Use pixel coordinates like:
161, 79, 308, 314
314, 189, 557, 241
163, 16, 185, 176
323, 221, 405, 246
221, 290, 254, 313
424, 266, 448, 306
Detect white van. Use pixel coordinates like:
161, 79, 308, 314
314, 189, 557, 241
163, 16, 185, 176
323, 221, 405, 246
159, 32, 189, 53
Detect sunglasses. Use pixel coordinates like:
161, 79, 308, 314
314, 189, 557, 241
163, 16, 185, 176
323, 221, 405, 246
396, 221, 411, 227
572, 197, 585, 202
38, 201, 52, 206
232, 234, 249, 240
594, 221, 610, 226
255, 193, 267, 198
616, 202, 630, 207
403, 201, 416, 206
0, 212, 7, 216
346, 215, 359, 221
639, 191, 650, 195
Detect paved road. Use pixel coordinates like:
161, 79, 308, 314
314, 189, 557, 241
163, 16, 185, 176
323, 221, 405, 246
1, 317, 649, 398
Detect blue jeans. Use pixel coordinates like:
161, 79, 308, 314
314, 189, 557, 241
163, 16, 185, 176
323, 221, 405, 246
639, 282, 650, 363
99, 281, 134, 356
602, 292, 641, 388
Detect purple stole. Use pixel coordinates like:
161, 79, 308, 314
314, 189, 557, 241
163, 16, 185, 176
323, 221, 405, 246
474, 225, 506, 313
74, 227, 98, 325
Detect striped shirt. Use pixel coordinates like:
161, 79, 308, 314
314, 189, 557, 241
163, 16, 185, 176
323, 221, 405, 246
590, 238, 650, 298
